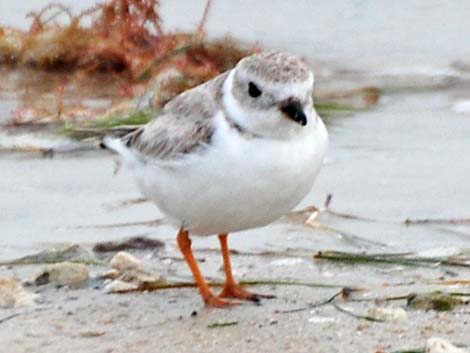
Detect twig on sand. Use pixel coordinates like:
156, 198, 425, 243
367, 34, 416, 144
103, 197, 149, 210
321, 194, 378, 222
437, 279, 470, 286
275, 287, 359, 314
314, 250, 470, 269
111, 279, 352, 294
332, 302, 386, 322
293, 195, 470, 242
72, 219, 164, 229
240, 279, 349, 289
195, 0, 211, 43
282, 195, 388, 249
207, 320, 238, 329
276, 287, 389, 321
285, 194, 377, 224
0, 146, 55, 158
0, 313, 21, 325
404, 217, 470, 225
305, 222, 388, 249
195, 247, 312, 258
430, 227, 470, 241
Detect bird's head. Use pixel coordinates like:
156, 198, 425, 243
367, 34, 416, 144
223, 51, 316, 139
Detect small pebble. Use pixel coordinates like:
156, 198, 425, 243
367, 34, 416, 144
0, 276, 41, 308
110, 252, 142, 272
34, 262, 89, 288
426, 337, 468, 353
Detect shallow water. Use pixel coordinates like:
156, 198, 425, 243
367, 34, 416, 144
1, 1, 470, 260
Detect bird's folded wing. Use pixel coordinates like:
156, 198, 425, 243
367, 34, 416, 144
123, 72, 228, 161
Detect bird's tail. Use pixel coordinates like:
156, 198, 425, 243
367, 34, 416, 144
101, 136, 142, 167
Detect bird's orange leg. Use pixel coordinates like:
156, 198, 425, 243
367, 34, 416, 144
176, 228, 235, 308
218, 233, 275, 302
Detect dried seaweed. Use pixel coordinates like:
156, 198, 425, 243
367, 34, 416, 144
93, 236, 164, 252
406, 291, 465, 311
4, 0, 166, 74
0, 0, 252, 79
64, 109, 154, 139
314, 250, 470, 269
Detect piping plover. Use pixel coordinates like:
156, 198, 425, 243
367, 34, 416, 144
103, 51, 328, 307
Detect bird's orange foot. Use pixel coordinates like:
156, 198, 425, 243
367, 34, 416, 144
219, 283, 275, 302
203, 294, 240, 308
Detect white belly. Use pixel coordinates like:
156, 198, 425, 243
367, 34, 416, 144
135, 116, 328, 235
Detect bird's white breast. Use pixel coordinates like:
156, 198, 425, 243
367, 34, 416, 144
135, 111, 328, 236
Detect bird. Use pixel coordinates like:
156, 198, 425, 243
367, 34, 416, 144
102, 51, 328, 308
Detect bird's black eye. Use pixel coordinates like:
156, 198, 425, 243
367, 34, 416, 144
248, 82, 262, 98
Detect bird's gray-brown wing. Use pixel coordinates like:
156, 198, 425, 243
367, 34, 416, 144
123, 72, 228, 161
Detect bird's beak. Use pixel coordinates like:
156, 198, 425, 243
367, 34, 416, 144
279, 99, 307, 126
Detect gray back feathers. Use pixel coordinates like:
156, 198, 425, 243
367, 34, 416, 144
123, 72, 228, 160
